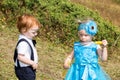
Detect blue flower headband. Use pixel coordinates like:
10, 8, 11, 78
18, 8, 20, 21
78, 20, 97, 36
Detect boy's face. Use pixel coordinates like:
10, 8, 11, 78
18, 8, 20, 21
78, 30, 92, 42
23, 25, 39, 39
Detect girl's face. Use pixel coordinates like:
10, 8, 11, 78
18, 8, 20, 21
78, 30, 92, 42
23, 25, 39, 39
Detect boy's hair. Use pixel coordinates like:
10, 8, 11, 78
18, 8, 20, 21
17, 14, 41, 33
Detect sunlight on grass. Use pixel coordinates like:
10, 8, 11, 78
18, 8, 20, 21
71, 0, 120, 27
0, 26, 120, 79
0, 0, 120, 79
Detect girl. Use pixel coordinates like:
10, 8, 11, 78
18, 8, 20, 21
14, 14, 41, 80
63, 19, 111, 80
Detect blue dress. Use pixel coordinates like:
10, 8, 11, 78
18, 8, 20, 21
65, 42, 111, 80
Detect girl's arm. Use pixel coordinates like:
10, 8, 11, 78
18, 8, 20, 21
63, 50, 74, 69
97, 40, 108, 61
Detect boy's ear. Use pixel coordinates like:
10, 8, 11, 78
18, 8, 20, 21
21, 28, 27, 33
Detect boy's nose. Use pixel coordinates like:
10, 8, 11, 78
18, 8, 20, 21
34, 33, 38, 36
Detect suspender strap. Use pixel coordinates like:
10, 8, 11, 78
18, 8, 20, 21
14, 38, 34, 68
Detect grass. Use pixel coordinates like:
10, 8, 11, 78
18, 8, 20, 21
0, 1, 120, 79
70, 0, 120, 27
0, 27, 71, 80
0, 26, 120, 80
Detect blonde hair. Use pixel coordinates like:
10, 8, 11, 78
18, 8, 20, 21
77, 18, 94, 24
17, 14, 41, 33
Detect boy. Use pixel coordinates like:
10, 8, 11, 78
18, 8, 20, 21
14, 14, 41, 80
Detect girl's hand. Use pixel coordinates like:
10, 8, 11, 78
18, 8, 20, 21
102, 40, 108, 47
63, 51, 74, 69
63, 57, 72, 69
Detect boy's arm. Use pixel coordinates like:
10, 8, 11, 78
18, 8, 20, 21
18, 54, 38, 70
17, 41, 38, 69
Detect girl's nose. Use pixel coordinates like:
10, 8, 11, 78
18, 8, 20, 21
82, 35, 86, 38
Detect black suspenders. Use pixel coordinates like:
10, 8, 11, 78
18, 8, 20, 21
14, 38, 34, 68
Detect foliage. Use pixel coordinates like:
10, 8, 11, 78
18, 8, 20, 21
112, 0, 120, 4
0, 0, 120, 47
0, 0, 120, 79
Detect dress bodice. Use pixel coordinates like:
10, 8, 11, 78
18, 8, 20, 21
74, 42, 98, 65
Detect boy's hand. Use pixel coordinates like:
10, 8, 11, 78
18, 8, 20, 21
32, 63, 38, 70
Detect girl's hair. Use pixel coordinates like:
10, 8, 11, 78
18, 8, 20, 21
17, 14, 41, 33
77, 18, 94, 24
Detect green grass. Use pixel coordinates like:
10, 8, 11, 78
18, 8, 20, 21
0, 0, 120, 80
0, 27, 71, 80
0, 27, 120, 80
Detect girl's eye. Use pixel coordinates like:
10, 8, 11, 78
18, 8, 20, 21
79, 34, 88, 36
85, 34, 88, 36
80, 34, 83, 36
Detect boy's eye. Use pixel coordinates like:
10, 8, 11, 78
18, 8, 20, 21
32, 32, 36, 34
29, 28, 39, 35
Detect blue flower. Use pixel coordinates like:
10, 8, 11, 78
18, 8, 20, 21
78, 20, 97, 36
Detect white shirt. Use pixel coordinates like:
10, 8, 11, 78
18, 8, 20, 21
15, 34, 38, 67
